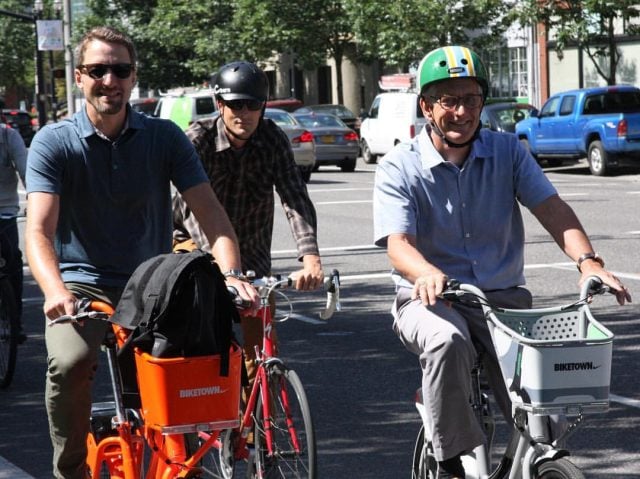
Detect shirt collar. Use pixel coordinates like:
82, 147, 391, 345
77, 104, 142, 140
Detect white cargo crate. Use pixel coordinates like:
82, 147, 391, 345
487, 303, 614, 415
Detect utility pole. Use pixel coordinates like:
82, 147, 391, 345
63, 0, 75, 116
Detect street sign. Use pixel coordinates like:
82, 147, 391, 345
37, 19, 64, 51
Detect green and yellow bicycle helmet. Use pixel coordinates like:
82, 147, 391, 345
417, 46, 489, 98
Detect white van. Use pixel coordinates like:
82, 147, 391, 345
359, 91, 426, 164
154, 89, 218, 130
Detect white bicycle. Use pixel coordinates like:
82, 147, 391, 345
412, 277, 615, 479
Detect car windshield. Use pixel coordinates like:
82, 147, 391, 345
295, 114, 345, 128
493, 105, 533, 132
265, 110, 297, 126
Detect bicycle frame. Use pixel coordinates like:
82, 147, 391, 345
86, 302, 237, 479
229, 287, 302, 461
412, 277, 612, 479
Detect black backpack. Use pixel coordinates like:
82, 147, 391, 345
111, 250, 240, 381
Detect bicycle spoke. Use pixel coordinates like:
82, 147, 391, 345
254, 365, 316, 479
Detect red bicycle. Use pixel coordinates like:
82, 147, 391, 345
197, 269, 341, 479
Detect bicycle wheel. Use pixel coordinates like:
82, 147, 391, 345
411, 425, 437, 479
536, 458, 585, 479
0, 278, 18, 389
196, 429, 237, 479
253, 364, 316, 478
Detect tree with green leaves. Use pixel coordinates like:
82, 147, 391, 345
512, 0, 640, 85
348, 0, 511, 71
0, 0, 39, 108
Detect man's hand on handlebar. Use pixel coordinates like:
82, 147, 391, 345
44, 289, 78, 323
412, 270, 449, 306
579, 266, 632, 306
225, 275, 260, 314
291, 254, 324, 291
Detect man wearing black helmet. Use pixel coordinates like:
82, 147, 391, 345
173, 60, 323, 400
373, 45, 630, 479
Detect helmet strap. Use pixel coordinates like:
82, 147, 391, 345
429, 121, 481, 149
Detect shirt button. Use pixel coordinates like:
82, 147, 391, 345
465, 233, 471, 238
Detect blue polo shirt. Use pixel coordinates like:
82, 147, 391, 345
373, 127, 557, 291
26, 105, 208, 287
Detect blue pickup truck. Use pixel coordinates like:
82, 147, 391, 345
515, 85, 640, 175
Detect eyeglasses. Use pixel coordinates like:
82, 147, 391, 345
77, 63, 135, 80
429, 94, 484, 111
223, 99, 264, 111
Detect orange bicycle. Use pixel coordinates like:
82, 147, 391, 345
196, 269, 341, 479
52, 268, 340, 479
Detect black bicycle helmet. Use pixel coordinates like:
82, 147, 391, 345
213, 61, 269, 102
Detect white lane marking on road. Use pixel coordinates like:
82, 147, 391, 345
315, 200, 373, 205
610, 394, 640, 409
0, 457, 33, 478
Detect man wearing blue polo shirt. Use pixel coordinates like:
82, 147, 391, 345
25, 26, 257, 479
373, 45, 630, 479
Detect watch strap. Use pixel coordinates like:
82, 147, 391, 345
576, 252, 604, 272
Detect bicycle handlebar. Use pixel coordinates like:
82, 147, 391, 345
439, 276, 614, 309
47, 298, 114, 326
228, 269, 342, 320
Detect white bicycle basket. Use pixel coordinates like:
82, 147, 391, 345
487, 303, 613, 416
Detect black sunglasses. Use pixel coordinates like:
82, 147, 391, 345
223, 99, 264, 111
78, 63, 135, 80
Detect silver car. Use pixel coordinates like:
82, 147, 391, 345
263, 108, 316, 182
293, 113, 359, 172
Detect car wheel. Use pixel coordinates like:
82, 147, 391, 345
361, 139, 377, 164
587, 140, 609, 176
340, 157, 357, 172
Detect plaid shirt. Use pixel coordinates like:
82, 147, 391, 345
173, 116, 319, 276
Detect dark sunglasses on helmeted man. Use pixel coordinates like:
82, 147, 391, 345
222, 99, 264, 111
77, 63, 135, 80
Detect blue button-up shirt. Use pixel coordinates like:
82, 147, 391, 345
26, 105, 208, 287
373, 127, 557, 291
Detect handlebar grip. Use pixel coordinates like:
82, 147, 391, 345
319, 269, 341, 320
227, 286, 253, 309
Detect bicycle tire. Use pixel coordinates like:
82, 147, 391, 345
253, 364, 316, 478
196, 429, 237, 479
0, 278, 18, 389
536, 457, 585, 479
411, 425, 437, 479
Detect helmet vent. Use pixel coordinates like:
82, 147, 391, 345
439, 60, 447, 67
461, 59, 468, 65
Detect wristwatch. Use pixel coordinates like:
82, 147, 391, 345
576, 253, 604, 272
223, 269, 244, 280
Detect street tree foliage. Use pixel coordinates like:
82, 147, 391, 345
512, 0, 640, 85
0, 0, 39, 106
347, 0, 511, 70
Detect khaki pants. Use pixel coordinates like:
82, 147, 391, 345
46, 284, 121, 479
393, 286, 531, 462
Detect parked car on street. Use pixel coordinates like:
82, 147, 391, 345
263, 108, 316, 182
294, 104, 361, 135
359, 91, 426, 164
266, 98, 303, 112
154, 89, 218, 130
293, 112, 359, 172
515, 85, 640, 175
130, 97, 159, 116
1, 109, 35, 146
480, 102, 535, 133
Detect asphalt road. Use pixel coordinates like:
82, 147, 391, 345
1, 158, 639, 478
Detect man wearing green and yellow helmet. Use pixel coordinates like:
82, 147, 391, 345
373, 45, 630, 479
417, 45, 489, 152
